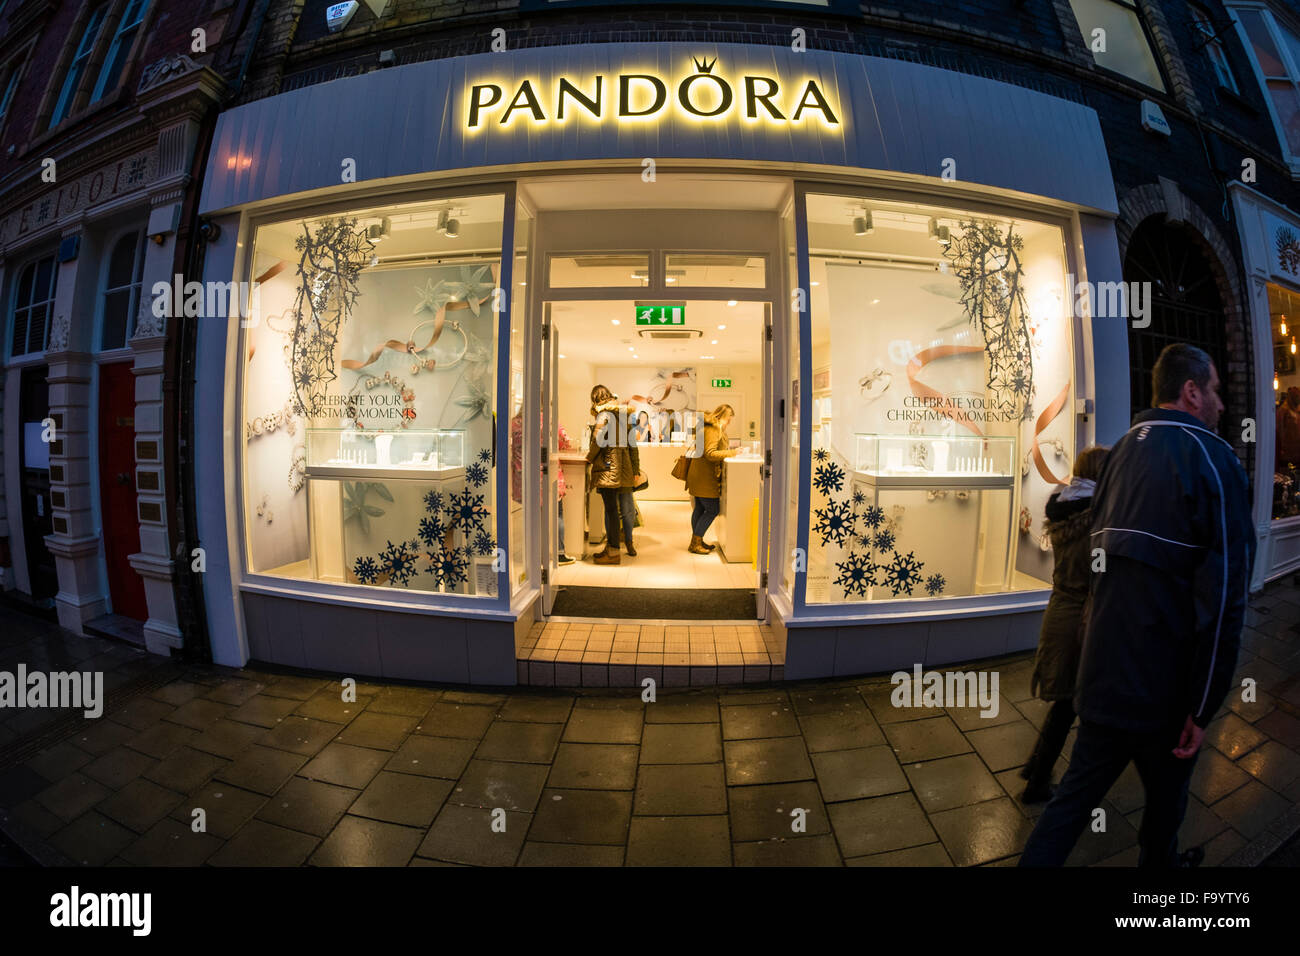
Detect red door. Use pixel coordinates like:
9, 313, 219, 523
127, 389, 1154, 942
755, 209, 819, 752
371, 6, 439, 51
99, 362, 148, 620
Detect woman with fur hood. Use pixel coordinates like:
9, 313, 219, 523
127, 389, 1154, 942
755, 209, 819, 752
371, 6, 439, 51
1020, 445, 1110, 803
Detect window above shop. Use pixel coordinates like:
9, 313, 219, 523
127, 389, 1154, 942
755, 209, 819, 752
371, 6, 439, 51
1227, 4, 1300, 171
1066, 0, 1167, 91
9, 253, 58, 358
48, 3, 108, 129
45, 0, 154, 131
1190, 3, 1241, 94
98, 229, 146, 351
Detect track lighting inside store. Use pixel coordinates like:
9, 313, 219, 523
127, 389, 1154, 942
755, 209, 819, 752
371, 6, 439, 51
928, 218, 951, 246
366, 217, 391, 242
436, 209, 459, 238
853, 210, 874, 236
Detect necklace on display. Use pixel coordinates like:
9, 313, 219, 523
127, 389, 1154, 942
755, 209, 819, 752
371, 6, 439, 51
246, 399, 301, 442
345, 370, 417, 432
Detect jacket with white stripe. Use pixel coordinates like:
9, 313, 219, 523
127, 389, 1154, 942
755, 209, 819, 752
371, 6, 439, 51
1076, 407, 1256, 732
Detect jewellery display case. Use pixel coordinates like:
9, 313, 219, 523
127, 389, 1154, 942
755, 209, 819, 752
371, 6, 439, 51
854, 434, 1015, 489
850, 433, 1016, 597
304, 427, 466, 478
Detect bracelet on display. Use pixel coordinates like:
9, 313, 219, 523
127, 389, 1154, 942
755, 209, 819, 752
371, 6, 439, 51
246, 399, 300, 442
289, 445, 306, 493
407, 318, 468, 375
1022, 438, 1070, 478
859, 368, 893, 401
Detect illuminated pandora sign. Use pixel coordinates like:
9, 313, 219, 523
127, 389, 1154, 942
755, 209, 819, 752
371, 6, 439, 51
465, 56, 841, 131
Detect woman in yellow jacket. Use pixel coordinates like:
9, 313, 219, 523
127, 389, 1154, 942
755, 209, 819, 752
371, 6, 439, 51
685, 404, 737, 554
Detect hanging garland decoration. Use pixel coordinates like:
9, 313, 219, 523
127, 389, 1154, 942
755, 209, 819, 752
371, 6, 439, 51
942, 219, 1036, 424
290, 217, 373, 418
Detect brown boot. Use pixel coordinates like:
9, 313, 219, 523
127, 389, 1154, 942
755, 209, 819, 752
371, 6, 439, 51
688, 535, 711, 555
594, 547, 622, 565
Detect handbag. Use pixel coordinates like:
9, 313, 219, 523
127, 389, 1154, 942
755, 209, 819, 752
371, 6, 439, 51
671, 455, 689, 482
633, 474, 650, 492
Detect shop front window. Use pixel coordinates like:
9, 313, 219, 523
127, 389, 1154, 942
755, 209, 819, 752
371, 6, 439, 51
242, 193, 506, 597
801, 192, 1074, 604
1269, 282, 1300, 520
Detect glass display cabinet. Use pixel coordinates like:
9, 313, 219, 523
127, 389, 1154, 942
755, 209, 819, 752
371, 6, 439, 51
305, 427, 466, 477
851, 433, 1016, 597
301, 427, 494, 595
854, 434, 1015, 488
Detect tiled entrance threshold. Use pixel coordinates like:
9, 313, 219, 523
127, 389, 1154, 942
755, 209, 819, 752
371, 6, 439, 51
518, 622, 785, 687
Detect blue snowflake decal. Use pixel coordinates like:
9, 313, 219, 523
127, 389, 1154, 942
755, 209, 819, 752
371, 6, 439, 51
379, 540, 418, 588
835, 552, 879, 597
813, 448, 828, 462
448, 489, 488, 535
477, 448, 492, 463
427, 547, 469, 588
925, 573, 946, 596
417, 514, 447, 547
465, 462, 489, 487
813, 500, 855, 547
873, 529, 896, 552
353, 556, 379, 585
861, 505, 885, 529
812, 461, 846, 495
852, 489, 866, 506
883, 550, 925, 596
423, 490, 443, 515
472, 531, 496, 557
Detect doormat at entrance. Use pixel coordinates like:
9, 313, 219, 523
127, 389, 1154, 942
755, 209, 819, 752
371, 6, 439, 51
551, 587, 756, 620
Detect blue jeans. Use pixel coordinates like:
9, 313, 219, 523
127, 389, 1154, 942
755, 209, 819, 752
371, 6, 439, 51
557, 499, 566, 556
598, 488, 636, 548
1018, 719, 1196, 867
691, 496, 721, 537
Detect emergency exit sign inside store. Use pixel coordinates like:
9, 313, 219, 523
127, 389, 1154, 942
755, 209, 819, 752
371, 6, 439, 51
636, 305, 685, 325
711, 378, 732, 388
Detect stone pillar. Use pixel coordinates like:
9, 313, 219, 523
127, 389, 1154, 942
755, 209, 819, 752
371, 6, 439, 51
129, 217, 182, 655
44, 334, 107, 634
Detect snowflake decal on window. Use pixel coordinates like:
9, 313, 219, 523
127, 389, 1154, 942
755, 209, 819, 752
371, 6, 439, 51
852, 489, 866, 506
835, 551, 880, 597
812, 460, 846, 495
813, 448, 828, 462
379, 539, 418, 587
813, 500, 855, 547
472, 531, 496, 557
417, 514, 447, 547
925, 573, 946, 596
448, 489, 488, 535
427, 547, 469, 588
872, 529, 895, 552
352, 556, 379, 585
423, 490, 443, 515
465, 462, 489, 487
861, 505, 885, 529
477, 448, 492, 463
883, 550, 925, 596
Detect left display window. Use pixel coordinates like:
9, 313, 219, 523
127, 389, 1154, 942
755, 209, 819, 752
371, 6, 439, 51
241, 194, 506, 595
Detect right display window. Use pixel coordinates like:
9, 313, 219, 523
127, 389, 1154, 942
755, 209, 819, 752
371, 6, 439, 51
803, 193, 1075, 603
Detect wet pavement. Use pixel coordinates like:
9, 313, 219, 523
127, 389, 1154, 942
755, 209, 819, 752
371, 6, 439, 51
0, 578, 1297, 867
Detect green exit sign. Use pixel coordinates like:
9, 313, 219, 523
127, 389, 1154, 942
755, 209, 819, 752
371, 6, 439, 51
711, 378, 732, 388
635, 305, 685, 325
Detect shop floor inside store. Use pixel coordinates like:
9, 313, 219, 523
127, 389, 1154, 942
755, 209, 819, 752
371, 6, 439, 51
556, 500, 759, 590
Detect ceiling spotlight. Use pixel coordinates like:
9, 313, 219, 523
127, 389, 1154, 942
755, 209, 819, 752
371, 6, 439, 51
727, 300, 737, 307
559, 354, 566, 359
711, 339, 718, 344
853, 211, 874, 236
611, 319, 621, 326
436, 209, 460, 238
717, 324, 726, 330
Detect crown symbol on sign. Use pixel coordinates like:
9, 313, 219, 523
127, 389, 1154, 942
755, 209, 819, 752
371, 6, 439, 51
692, 56, 717, 74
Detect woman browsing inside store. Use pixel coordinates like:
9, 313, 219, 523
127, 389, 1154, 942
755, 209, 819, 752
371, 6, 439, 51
685, 404, 738, 555
586, 385, 643, 565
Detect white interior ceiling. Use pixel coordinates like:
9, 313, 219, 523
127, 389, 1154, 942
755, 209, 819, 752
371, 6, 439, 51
521, 173, 790, 211
550, 299, 764, 366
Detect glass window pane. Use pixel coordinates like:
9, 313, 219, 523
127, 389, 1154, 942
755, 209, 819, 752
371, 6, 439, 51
49, 4, 106, 126
1267, 80, 1300, 154
1068, 0, 1165, 90
108, 233, 138, 287
35, 257, 54, 299
665, 253, 766, 289
1271, 282, 1300, 519
242, 194, 506, 600
16, 261, 33, 307
802, 193, 1073, 604
1237, 8, 1289, 78
549, 254, 649, 288
101, 288, 131, 350
782, 202, 800, 599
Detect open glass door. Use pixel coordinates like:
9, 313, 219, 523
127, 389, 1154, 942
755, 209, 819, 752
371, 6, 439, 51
757, 301, 774, 620
541, 303, 559, 615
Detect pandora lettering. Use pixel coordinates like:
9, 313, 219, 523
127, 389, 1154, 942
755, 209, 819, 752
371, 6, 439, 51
466, 56, 840, 130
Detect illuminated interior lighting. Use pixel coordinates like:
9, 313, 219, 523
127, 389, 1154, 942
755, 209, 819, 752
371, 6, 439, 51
717, 324, 726, 330
727, 300, 737, 306
611, 319, 620, 325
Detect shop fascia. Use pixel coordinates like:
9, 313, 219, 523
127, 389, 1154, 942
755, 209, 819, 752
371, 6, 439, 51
466, 56, 840, 130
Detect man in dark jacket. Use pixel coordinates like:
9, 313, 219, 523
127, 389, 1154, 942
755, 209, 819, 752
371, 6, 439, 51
1019, 343, 1256, 867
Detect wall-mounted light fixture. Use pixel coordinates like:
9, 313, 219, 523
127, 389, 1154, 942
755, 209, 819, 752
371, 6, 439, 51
853, 209, 873, 236
437, 209, 459, 238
